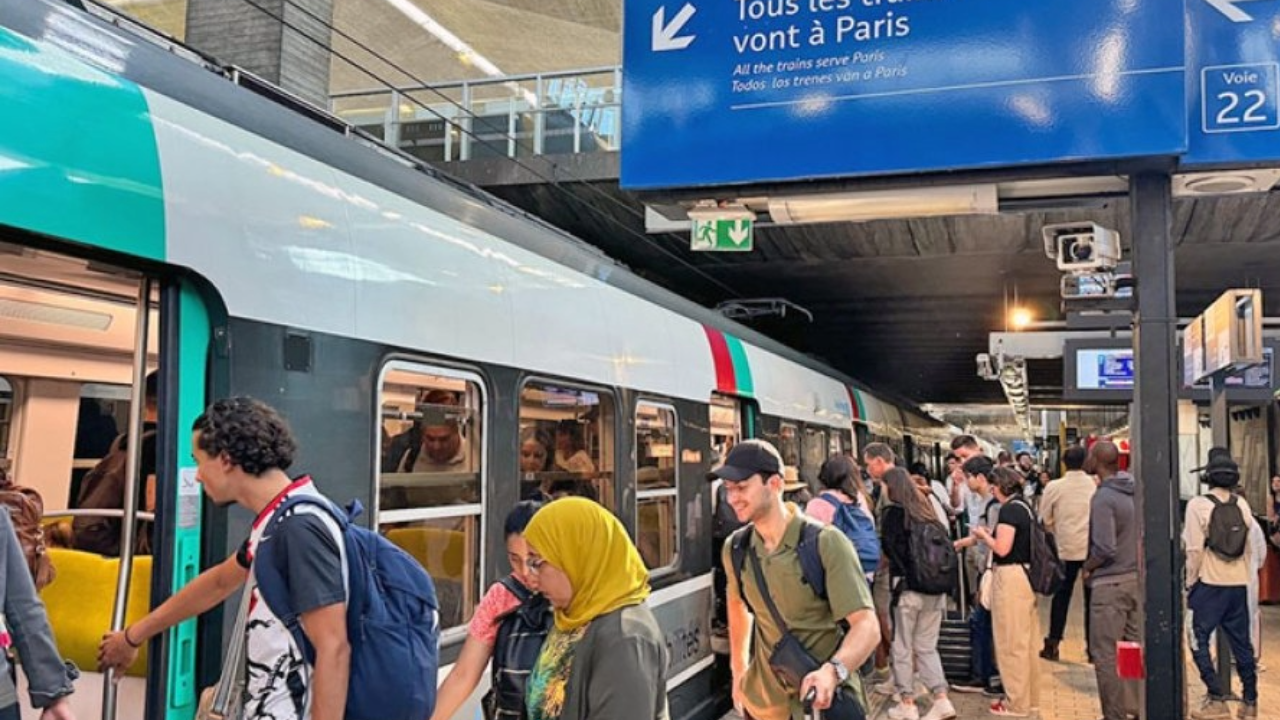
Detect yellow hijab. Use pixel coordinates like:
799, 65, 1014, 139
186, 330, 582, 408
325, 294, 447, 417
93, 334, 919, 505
523, 497, 650, 631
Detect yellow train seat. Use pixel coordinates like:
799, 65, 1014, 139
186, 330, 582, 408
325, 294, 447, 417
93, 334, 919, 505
40, 548, 151, 677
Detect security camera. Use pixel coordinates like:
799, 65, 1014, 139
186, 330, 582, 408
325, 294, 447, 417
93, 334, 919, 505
1042, 223, 1122, 273
976, 353, 997, 381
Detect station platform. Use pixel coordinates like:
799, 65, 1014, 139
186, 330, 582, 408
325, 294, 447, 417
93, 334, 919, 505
719, 601, 1280, 720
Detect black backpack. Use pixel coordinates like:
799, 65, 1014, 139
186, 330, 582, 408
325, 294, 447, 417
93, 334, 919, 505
904, 512, 958, 595
1205, 494, 1249, 561
1011, 499, 1066, 596
485, 577, 553, 720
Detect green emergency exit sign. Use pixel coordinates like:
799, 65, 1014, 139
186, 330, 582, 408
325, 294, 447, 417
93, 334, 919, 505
691, 218, 753, 252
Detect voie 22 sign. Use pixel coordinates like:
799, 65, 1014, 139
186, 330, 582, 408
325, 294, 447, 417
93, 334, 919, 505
621, 0, 1186, 189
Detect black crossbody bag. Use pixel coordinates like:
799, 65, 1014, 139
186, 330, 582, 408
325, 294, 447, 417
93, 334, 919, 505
745, 548, 867, 720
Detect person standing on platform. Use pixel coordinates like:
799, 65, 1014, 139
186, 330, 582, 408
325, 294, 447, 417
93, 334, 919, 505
1184, 447, 1258, 720
971, 467, 1039, 718
1081, 440, 1140, 720
863, 442, 899, 683
1038, 445, 1096, 662
950, 456, 1002, 697
719, 440, 879, 720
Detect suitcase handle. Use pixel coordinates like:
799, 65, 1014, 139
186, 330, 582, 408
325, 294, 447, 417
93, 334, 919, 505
803, 687, 819, 719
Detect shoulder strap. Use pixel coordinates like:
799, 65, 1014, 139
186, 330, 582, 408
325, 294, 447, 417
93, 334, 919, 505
210, 580, 254, 716
745, 544, 792, 635
729, 526, 755, 617
497, 575, 532, 604
1206, 493, 1223, 507
795, 522, 828, 601
813, 492, 840, 510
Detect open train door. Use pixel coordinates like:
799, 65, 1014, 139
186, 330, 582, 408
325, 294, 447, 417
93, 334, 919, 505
0, 242, 212, 720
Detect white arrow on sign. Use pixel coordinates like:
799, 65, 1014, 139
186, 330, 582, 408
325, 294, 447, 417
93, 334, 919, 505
1203, 0, 1266, 22
652, 3, 697, 52
728, 220, 750, 245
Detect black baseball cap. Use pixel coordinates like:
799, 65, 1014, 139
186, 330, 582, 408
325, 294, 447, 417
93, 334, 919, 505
708, 439, 784, 482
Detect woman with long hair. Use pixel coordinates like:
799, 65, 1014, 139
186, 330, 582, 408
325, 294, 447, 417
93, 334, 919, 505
971, 467, 1040, 717
808, 455, 878, 583
879, 468, 955, 720
522, 497, 667, 720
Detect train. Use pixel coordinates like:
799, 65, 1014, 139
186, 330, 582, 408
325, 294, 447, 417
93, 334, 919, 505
0, 1, 964, 718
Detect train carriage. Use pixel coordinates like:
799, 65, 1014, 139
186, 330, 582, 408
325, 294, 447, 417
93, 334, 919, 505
0, 1, 941, 719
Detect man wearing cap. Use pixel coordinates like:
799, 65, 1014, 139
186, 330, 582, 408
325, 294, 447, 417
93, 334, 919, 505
1081, 440, 1139, 720
1183, 447, 1258, 720
717, 439, 880, 720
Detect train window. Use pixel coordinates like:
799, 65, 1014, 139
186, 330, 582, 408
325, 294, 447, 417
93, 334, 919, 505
377, 364, 485, 634
778, 422, 800, 468
518, 381, 615, 509
0, 377, 11, 461
636, 402, 678, 572
801, 426, 828, 487
709, 395, 740, 467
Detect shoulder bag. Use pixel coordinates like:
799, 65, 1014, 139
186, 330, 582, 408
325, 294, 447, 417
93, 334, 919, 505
196, 581, 252, 720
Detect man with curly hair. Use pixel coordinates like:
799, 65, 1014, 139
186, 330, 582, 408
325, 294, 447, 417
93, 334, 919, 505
97, 398, 350, 720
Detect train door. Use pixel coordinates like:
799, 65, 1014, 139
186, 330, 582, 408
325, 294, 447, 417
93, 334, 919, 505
0, 242, 210, 720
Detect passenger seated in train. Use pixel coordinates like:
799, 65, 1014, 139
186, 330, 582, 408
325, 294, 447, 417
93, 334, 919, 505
520, 427, 553, 476
552, 420, 595, 475
72, 372, 158, 557
394, 394, 472, 474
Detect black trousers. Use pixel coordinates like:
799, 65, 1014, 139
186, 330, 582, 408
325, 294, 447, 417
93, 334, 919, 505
1047, 560, 1091, 644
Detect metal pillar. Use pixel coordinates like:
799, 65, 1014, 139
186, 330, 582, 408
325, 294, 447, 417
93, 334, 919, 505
1209, 378, 1234, 687
1129, 172, 1183, 720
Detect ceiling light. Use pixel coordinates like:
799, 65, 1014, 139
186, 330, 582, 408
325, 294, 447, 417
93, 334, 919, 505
0, 297, 112, 331
1010, 307, 1034, 330
1173, 169, 1280, 197
767, 184, 998, 225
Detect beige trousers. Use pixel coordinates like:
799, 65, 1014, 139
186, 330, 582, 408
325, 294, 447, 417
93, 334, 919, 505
992, 564, 1041, 714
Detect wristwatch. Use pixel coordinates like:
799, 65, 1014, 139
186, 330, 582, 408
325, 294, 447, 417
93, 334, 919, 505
827, 658, 850, 683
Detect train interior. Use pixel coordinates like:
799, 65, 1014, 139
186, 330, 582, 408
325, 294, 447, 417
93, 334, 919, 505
0, 240, 159, 718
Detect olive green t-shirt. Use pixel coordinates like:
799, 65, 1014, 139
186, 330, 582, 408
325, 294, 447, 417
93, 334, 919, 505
723, 508, 875, 720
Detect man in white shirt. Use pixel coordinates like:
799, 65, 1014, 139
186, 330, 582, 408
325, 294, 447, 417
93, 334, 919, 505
1183, 447, 1258, 720
1037, 445, 1096, 662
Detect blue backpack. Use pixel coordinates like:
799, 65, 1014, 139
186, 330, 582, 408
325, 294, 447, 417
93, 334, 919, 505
253, 494, 440, 720
812, 492, 881, 575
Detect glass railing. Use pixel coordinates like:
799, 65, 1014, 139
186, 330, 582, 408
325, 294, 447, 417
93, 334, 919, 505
330, 67, 622, 163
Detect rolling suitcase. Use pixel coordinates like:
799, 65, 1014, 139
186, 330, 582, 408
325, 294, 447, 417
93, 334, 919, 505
937, 546, 974, 682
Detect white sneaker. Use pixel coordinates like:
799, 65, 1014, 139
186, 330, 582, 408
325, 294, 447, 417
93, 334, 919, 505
888, 702, 920, 720
922, 697, 957, 720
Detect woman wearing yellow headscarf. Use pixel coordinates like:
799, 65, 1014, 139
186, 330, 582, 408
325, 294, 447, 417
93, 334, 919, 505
522, 497, 669, 720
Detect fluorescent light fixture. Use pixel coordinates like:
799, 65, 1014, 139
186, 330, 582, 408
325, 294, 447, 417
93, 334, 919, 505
767, 184, 998, 225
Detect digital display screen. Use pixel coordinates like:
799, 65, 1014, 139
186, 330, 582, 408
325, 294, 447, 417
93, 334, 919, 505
1076, 348, 1135, 390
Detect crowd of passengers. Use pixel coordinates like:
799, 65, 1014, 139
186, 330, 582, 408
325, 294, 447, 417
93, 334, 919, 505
0, 395, 1275, 720
710, 436, 1273, 720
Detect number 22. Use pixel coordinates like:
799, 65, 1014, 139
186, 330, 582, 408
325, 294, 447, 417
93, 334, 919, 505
1216, 90, 1269, 125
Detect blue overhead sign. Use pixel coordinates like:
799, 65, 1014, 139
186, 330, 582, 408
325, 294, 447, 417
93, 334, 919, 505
621, 0, 1187, 190
1184, 0, 1280, 166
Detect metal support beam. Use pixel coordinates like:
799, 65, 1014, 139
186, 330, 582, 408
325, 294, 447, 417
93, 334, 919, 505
1129, 172, 1182, 720
1209, 378, 1233, 688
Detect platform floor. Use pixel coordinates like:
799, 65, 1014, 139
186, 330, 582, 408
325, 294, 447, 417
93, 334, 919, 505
720, 593, 1280, 719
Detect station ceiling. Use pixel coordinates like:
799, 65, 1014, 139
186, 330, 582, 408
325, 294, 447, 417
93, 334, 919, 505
471, 168, 1280, 408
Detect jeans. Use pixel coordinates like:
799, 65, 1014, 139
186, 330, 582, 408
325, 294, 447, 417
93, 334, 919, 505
969, 604, 997, 684
1048, 560, 1092, 644
1188, 583, 1257, 704
0, 703, 18, 720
